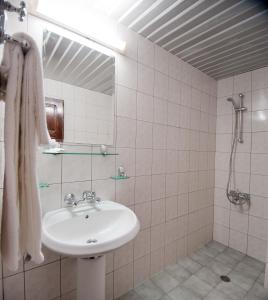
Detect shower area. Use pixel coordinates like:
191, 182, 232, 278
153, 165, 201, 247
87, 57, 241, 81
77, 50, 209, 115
122, 71, 268, 300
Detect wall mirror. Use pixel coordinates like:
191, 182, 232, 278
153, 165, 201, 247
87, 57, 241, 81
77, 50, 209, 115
42, 29, 115, 145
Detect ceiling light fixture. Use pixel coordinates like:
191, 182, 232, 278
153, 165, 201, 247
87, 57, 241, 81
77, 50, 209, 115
30, 0, 127, 53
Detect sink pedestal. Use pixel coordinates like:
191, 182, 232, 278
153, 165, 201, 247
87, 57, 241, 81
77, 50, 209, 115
77, 256, 105, 300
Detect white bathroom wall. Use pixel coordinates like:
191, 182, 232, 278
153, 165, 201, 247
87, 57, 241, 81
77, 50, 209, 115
214, 66, 268, 262
0, 5, 217, 300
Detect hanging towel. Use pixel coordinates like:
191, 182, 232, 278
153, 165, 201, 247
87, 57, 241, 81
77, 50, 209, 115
0, 32, 51, 271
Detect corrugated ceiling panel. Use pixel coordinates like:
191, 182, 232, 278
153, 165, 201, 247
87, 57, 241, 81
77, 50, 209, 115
113, 0, 268, 79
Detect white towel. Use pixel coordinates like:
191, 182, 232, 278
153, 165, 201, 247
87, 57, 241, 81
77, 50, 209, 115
0, 32, 51, 270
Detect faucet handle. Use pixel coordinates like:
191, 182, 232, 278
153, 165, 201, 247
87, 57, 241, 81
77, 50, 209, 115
82, 191, 101, 203
82, 191, 95, 201
64, 193, 76, 206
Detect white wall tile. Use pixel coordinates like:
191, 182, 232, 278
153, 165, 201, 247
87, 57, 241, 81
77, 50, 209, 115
116, 85, 137, 119
152, 149, 166, 174
135, 202, 151, 230
252, 110, 268, 132
150, 248, 164, 275
252, 88, 268, 111
3, 273, 24, 300
214, 206, 229, 227
135, 149, 152, 176
252, 66, 268, 90
92, 179, 115, 201
61, 258, 77, 295
138, 64, 154, 95
152, 174, 165, 200
135, 176, 151, 204
116, 117, 136, 148
62, 146, 92, 182
114, 242, 134, 270
251, 154, 268, 175
37, 152, 61, 184
153, 124, 167, 149
251, 174, 268, 197
166, 196, 178, 221
154, 45, 169, 75
138, 36, 154, 68
234, 72, 252, 93
229, 230, 247, 253
137, 92, 154, 122
117, 56, 137, 90
230, 211, 248, 233
113, 263, 133, 298
247, 235, 267, 262
25, 262, 60, 300
154, 72, 169, 100
249, 216, 268, 241
40, 184, 61, 215
136, 121, 153, 149
169, 55, 182, 81
252, 132, 268, 153
151, 198, 165, 226
217, 77, 233, 97
154, 97, 168, 124
249, 195, 268, 219
213, 224, 229, 246
134, 229, 151, 260
134, 255, 150, 287
116, 177, 135, 206
168, 78, 181, 104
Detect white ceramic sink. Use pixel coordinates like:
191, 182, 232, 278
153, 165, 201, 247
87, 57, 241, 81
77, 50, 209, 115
42, 201, 140, 257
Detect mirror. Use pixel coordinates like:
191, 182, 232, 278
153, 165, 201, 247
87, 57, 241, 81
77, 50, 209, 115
42, 30, 115, 145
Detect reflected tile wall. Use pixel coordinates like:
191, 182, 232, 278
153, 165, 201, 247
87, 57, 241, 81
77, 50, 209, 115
0, 12, 217, 300
214, 67, 268, 263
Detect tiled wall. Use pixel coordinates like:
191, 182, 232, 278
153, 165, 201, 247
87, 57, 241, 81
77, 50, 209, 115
0, 7, 217, 300
214, 67, 268, 263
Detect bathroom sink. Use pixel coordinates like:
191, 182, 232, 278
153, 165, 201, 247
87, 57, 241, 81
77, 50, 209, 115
42, 201, 140, 257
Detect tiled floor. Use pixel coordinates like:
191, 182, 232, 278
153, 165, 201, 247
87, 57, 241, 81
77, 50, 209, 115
117, 241, 268, 300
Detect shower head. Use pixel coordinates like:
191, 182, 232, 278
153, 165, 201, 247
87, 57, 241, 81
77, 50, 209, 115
227, 97, 237, 109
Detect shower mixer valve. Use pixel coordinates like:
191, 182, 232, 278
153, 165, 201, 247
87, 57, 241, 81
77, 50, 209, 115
227, 190, 250, 206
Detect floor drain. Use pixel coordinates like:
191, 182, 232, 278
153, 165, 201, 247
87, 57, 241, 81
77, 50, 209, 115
86, 238, 97, 244
220, 275, 231, 282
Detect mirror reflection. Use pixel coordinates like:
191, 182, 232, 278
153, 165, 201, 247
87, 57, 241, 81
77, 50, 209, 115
42, 30, 115, 145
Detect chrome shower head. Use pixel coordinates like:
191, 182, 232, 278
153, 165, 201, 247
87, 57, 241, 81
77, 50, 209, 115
227, 97, 237, 109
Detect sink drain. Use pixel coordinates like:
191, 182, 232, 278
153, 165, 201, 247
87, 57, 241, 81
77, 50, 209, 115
86, 238, 97, 244
220, 275, 231, 282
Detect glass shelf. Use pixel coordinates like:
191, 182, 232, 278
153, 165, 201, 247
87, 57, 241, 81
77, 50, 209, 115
39, 183, 50, 188
42, 149, 119, 156
110, 175, 130, 180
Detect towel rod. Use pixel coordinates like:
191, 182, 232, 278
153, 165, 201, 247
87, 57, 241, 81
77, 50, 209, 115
0, 0, 28, 51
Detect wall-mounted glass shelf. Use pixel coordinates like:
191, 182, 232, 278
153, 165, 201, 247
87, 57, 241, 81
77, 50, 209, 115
42, 149, 119, 156
39, 183, 50, 188
111, 175, 130, 180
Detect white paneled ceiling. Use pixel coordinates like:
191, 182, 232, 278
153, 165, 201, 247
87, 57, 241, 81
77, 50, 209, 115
110, 0, 268, 79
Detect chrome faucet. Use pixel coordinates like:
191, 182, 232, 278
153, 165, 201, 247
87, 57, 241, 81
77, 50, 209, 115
82, 191, 101, 203
64, 193, 76, 206
64, 191, 100, 206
